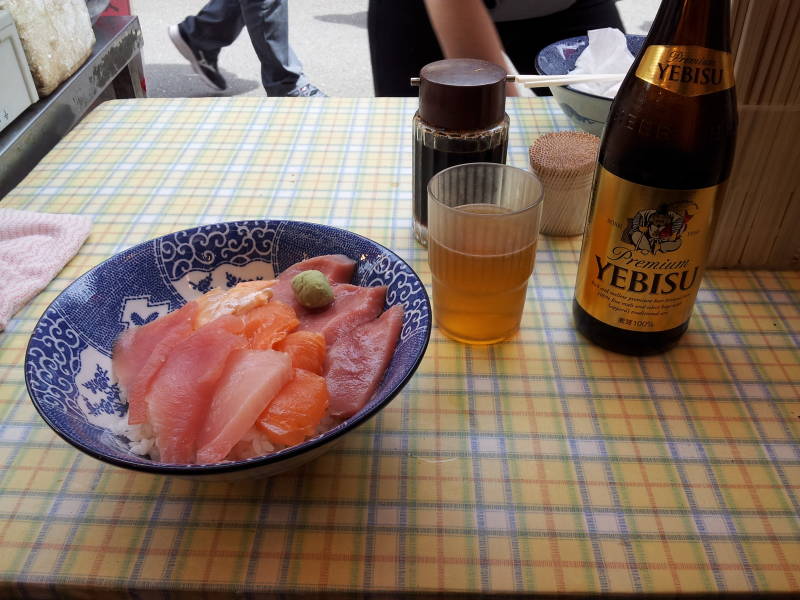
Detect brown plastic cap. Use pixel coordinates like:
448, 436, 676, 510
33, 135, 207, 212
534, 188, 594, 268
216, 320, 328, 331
418, 59, 507, 130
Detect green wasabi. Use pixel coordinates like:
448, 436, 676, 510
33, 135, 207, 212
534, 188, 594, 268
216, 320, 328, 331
291, 270, 334, 309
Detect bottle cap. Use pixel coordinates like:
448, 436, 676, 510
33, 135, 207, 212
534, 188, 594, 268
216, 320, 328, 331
418, 59, 507, 131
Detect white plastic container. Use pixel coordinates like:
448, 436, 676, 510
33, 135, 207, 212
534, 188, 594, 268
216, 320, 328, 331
0, 9, 38, 133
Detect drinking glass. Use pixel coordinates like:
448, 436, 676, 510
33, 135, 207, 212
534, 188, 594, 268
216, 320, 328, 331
427, 163, 544, 344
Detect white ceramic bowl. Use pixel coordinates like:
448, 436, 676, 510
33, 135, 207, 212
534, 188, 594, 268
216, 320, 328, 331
536, 34, 646, 136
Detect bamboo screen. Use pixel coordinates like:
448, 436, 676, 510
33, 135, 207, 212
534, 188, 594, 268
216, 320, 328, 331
709, 0, 800, 268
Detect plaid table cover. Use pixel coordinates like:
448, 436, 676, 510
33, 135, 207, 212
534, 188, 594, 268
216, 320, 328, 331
0, 98, 798, 599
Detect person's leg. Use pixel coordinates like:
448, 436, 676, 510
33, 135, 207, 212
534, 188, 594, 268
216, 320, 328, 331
367, 0, 443, 97
179, 0, 245, 60
170, 0, 243, 90
498, 0, 625, 95
238, 0, 311, 96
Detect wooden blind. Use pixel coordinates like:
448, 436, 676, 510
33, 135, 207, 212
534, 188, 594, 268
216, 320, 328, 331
709, 0, 800, 268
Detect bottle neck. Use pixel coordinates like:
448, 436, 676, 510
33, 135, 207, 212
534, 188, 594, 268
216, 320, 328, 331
646, 0, 731, 51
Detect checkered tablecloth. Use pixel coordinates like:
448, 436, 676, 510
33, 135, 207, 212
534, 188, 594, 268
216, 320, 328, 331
1, 97, 798, 598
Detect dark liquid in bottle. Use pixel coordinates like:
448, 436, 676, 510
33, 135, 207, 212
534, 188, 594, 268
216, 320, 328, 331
412, 116, 509, 246
573, 0, 736, 355
573, 303, 689, 355
414, 145, 507, 228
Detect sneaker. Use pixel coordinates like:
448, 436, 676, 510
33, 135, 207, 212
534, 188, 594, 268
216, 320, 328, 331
287, 83, 326, 97
168, 24, 227, 91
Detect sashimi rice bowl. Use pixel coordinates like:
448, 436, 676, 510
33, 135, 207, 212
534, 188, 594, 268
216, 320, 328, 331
25, 221, 431, 478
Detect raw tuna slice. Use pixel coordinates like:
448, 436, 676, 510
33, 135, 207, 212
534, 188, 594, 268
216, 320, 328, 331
325, 304, 404, 418
146, 315, 247, 464
271, 254, 356, 306
113, 301, 199, 425
299, 284, 387, 345
243, 301, 299, 350
196, 349, 293, 464
256, 368, 329, 446
280, 254, 356, 285
274, 331, 326, 375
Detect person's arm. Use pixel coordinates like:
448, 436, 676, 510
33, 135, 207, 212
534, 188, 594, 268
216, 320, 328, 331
422, 0, 529, 96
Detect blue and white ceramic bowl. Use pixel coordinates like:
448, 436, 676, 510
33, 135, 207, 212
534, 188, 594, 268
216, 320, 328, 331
25, 220, 431, 480
536, 34, 646, 136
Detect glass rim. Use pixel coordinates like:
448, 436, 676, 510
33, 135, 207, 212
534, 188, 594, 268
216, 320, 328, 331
427, 162, 545, 218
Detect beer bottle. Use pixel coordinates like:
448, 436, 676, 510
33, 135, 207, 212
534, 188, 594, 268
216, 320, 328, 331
573, 0, 737, 355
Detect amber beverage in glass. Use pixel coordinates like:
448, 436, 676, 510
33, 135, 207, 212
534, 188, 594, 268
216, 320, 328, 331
428, 163, 543, 344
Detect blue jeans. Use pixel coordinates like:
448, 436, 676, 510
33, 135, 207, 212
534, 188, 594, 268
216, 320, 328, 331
180, 0, 308, 96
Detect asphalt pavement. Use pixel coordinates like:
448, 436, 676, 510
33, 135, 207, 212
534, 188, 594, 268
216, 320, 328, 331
132, 0, 659, 99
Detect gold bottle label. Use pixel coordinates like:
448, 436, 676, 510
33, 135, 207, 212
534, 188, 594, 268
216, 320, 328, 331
636, 45, 734, 96
575, 167, 721, 332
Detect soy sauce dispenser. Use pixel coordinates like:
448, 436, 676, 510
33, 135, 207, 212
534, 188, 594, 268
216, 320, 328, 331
411, 59, 510, 247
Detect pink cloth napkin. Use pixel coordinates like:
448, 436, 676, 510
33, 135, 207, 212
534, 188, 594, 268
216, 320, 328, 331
0, 208, 92, 331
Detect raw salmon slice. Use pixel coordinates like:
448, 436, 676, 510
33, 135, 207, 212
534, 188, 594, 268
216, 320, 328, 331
146, 314, 247, 464
271, 254, 356, 307
244, 301, 299, 349
194, 279, 276, 328
299, 284, 387, 345
196, 349, 293, 464
113, 301, 199, 425
256, 368, 330, 446
325, 304, 404, 418
274, 331, 326, 375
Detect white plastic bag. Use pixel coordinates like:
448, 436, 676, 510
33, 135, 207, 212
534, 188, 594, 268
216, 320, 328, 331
0, 0, 95, 96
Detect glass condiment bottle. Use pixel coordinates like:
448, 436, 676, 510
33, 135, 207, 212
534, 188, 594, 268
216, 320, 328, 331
412, 59, 510, 247
573, 0, 737, 355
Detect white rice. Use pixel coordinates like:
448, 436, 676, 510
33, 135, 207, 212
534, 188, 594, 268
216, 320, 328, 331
225, 427, 278, 461
117, 414, 284, 462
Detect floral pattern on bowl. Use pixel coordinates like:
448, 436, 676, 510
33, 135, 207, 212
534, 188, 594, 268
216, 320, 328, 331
25, 220, 431, 479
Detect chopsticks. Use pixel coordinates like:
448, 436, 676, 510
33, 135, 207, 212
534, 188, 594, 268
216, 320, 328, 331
513, 73, 626, 88
409, 73, 626, 88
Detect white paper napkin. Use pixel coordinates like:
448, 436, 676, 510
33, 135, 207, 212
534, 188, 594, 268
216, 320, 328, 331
570, 28, 635, 98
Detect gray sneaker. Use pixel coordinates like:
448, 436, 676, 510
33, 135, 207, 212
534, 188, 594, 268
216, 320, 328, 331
168, 24, 227, 91
287, 83, 326, 97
